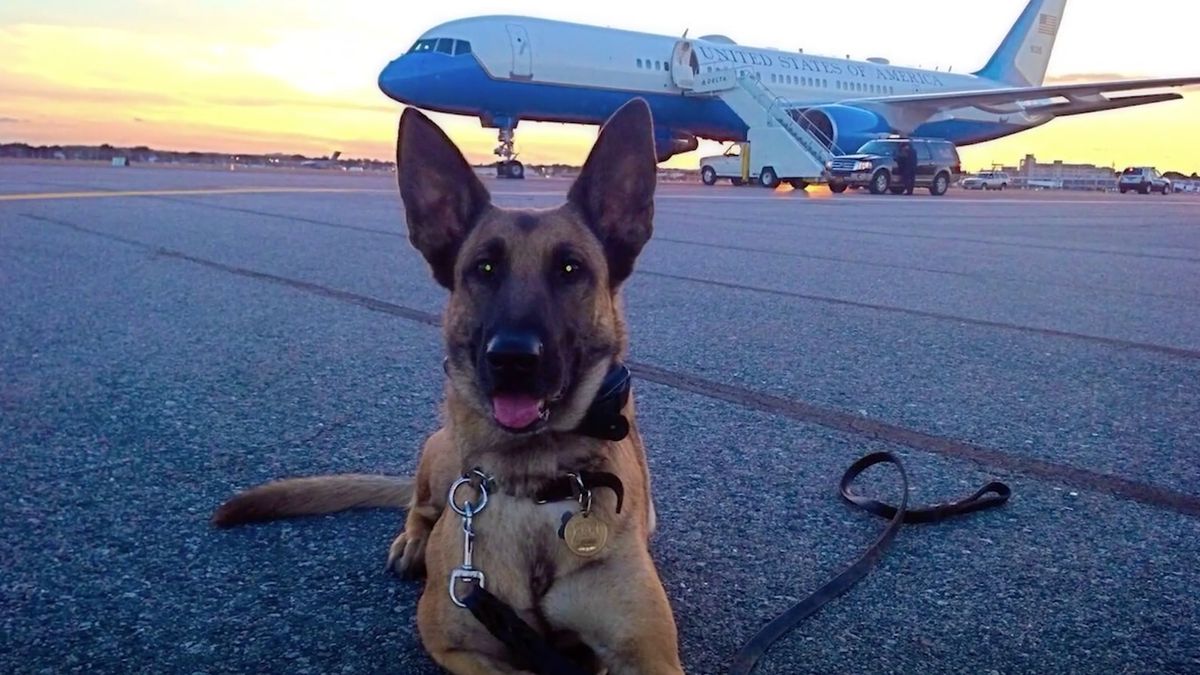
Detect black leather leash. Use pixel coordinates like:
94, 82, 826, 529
462, 585, 591, 675
728, 451, 1011, 675
459, 451, 1010, 675
453, 367, 1011, 675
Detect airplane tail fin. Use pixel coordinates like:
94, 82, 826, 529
973, 0, 1067, 87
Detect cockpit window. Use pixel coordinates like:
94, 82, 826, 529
409, 39, 435, 54
408, 37, 470, 56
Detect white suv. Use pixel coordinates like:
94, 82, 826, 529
1119, 167, 1172, 194
961, 171, 1010, 190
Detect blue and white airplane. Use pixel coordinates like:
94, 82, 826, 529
378, 0, 1198, 177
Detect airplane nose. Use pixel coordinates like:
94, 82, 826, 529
378, 57, 418, 103
377, 48, 484, 108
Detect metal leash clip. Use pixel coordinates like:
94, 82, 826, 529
448, 469, 490, 608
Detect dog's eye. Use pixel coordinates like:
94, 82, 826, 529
476, 260, 496, 276
560, 260, 583, 278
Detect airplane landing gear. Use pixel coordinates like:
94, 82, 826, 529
494, 126, 524, 179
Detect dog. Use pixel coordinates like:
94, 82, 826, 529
212, 98, 685, 675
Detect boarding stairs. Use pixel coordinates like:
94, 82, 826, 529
672, 42, 836, 181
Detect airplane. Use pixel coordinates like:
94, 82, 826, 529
377, 0, 1199, 181
301, 150, 343, 169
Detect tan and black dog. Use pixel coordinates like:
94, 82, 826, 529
213, 98, 685, 674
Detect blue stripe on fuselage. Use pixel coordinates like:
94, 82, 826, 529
914, 118, 1046, 146
379, 53, 746, 139
379, 53, 1033, 149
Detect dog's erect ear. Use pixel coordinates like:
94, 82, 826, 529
567, 98, 657, 288
397, 108, 490, 289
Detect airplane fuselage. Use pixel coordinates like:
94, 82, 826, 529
377, 15, 1051, 156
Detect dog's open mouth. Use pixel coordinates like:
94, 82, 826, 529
491, 393, 550, 432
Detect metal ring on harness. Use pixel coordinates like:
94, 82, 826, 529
449, 470, 490, 517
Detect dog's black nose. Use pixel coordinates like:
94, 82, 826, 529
485, 332, 543, 376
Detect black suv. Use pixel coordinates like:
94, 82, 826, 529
825, 138, 962, 196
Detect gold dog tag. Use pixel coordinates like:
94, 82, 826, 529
563, 513, 608, 557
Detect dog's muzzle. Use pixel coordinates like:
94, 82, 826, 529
484, 331, 550, 432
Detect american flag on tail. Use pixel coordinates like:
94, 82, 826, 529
1038, 13, 1060, 36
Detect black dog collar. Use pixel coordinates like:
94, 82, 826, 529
574, 362, 631, 442
534, 471, 625, 514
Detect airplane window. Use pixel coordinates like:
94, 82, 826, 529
435, 38, 454, 54
637, 58, 643, 68
409, 39, 436, 54
454, 40, 472, 55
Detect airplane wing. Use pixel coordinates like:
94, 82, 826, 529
849, 76, 1200, 117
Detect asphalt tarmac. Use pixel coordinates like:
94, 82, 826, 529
3, 163, 1199, 674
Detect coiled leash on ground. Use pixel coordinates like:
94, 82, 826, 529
729, 451, 1011, 674
455, 451, 1012, 675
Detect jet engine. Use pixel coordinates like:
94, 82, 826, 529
654, 130, 699, 162
793, 105, 892, 155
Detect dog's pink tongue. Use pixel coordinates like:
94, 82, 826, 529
491, 394, 542, 429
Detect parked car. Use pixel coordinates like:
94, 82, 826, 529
1119, 167, 1172, 194
961, 171, 1011, 190
824, 138, 961, 196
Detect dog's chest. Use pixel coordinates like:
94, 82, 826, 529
466, 494, 601, 605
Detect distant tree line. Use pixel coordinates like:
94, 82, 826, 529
0, 142, 396, 171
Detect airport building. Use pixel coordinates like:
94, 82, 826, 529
1000, 154, 1117, 191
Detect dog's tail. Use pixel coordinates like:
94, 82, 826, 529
212, 474, 415, 527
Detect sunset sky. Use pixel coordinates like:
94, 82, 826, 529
2, 0, 1197, 172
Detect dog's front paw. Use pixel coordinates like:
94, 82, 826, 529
387, 530, 427, 579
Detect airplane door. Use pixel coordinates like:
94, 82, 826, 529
671, 40, 698, 89
506, 24, 533, 79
